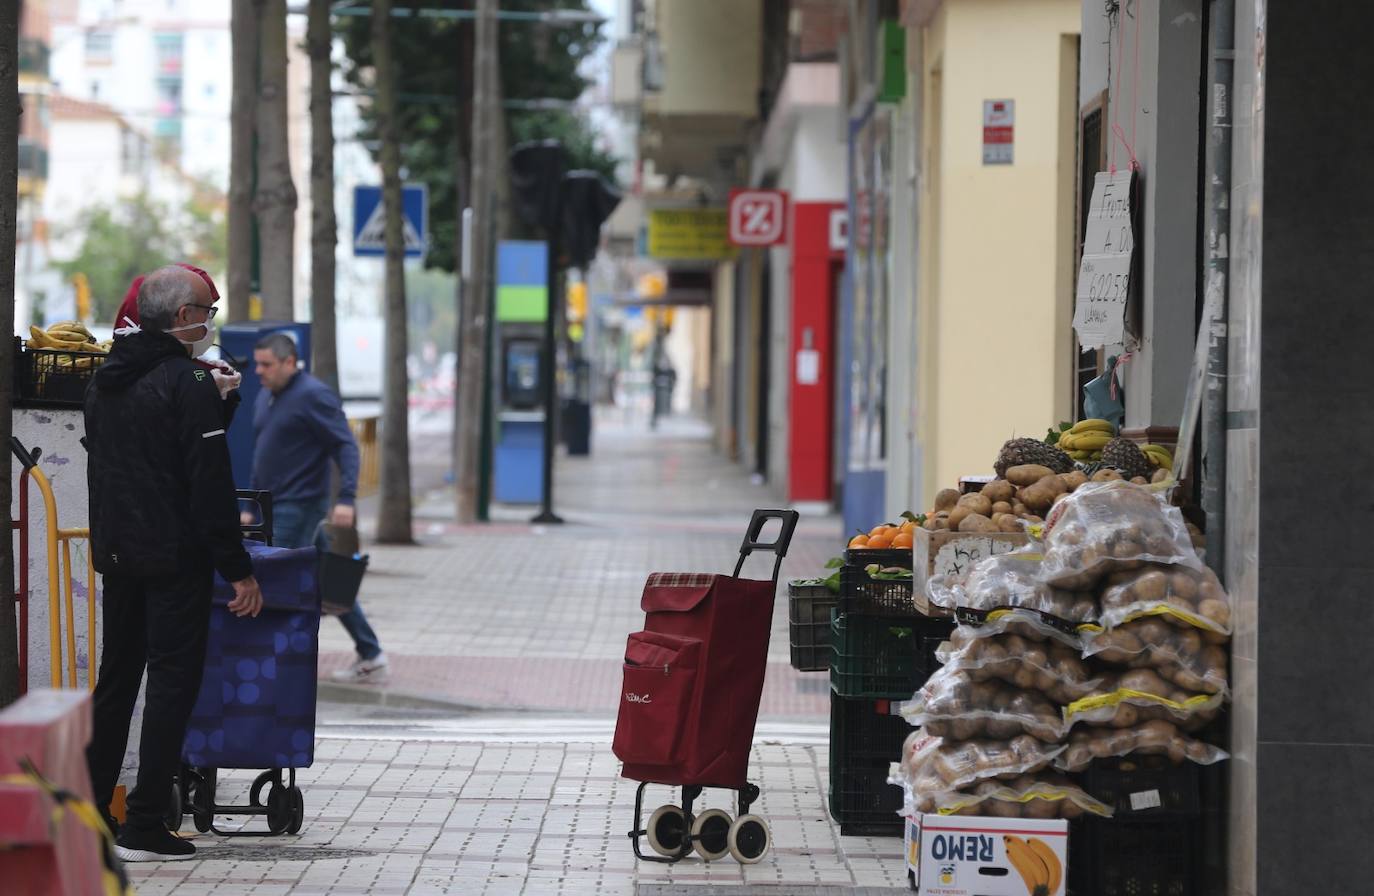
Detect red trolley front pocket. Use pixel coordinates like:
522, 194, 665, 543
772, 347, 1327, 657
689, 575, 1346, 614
612, 631, 702, 766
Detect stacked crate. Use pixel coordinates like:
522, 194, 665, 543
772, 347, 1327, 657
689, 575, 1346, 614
828, 549, 952, 836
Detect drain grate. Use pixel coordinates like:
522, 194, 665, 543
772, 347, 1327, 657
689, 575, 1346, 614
636, 888, 910, 895
190, 845, 375, 863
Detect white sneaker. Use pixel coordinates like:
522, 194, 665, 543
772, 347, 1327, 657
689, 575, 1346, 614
330, 653, 390, 684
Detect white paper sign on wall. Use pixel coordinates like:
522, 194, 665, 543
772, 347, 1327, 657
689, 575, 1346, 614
1073, 170, 1137, 349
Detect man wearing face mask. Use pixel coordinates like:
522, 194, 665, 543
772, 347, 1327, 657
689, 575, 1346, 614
84, 265, 263, 863
114, 264, 242, 409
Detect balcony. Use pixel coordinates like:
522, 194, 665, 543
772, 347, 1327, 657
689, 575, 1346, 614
636, 0, 762, 184
19, 37, 50, 79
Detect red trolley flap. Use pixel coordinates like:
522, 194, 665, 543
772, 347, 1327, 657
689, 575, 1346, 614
640, 573, 719, 613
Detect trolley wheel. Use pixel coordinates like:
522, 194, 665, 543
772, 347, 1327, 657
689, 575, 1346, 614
909, 868, 918, 890
266, 784, 293, 835
727, 814, 771, 864
691, 809, 732, 862
165, 777, 184, 832
192, 767, 215, 833
646, 804, 689, 858
286, 787, 305, 835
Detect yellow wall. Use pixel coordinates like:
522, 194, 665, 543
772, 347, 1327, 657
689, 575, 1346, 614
916, 0, 1080, 501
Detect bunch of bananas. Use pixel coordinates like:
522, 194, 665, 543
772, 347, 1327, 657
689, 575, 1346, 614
1140, 442, 1174, 470
1005, 833, 1062, 896
26, 322, 111, 371
1056, 418, 1114, 461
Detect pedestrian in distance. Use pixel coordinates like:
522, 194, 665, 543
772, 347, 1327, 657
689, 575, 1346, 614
250, 332, 390, 683
84, 265, 264, 863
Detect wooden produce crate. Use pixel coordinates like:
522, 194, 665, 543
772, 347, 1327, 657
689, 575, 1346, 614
911, 529, 1031, 615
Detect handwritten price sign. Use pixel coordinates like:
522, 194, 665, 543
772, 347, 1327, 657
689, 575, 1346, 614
1073, 170, 1137, 348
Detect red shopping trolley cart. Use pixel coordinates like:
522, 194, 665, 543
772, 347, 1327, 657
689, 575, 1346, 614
613, 508, 800, 865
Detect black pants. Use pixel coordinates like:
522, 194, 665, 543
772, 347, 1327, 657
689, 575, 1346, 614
85, 564, 212, 831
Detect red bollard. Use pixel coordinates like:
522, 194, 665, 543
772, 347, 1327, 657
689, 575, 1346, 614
0, 690, 107, 896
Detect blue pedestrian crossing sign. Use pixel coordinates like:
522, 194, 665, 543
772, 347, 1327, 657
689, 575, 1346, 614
353, 184, 428, 258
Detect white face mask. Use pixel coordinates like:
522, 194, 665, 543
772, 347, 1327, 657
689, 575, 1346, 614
167, 317, 216, 358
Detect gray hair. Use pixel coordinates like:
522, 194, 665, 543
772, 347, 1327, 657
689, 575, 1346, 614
137, 265, 199, 332
255, 332, 299, 361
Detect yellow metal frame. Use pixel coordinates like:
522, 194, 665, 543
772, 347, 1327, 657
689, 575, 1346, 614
24, 465, 97, 690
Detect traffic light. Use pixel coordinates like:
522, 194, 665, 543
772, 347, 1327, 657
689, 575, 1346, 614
567, 281, 587, 323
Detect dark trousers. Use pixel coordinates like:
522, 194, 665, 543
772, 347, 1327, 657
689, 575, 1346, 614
85, 564, 212, 831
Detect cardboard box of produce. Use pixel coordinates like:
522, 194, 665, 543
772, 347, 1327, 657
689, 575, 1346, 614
919, 815, 1068, 896
904, 815, 921, 881
912, 529, 1030, 615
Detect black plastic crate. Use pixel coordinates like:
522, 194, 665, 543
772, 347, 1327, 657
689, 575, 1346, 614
789, 581, 837, 672
830, 612, 952, 699
828, 693, 908, 836
1082, 755, 1202, 817
830, 613, 919, 699
843, 547, 913, 570
840, 563, 916, 617
1068, 814, 1200, 896
14, 338, 107, 408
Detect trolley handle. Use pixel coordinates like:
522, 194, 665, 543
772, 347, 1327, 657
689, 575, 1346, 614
733, 509, 800, 583
11, 437, 39, 471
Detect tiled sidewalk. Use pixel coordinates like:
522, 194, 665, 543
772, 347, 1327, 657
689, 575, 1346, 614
126, 724, 910, 895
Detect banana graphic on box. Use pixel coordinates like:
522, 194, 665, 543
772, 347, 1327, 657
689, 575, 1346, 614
1005, 834, 1062, 896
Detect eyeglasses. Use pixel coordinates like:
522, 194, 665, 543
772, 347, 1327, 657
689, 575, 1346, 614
183, 303, 219, 319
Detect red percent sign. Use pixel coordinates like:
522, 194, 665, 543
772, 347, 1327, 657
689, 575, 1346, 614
728, 189, 789, 246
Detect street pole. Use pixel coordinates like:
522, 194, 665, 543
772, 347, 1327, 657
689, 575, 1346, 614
455, 0, 496, 523
532, 214, 564, 524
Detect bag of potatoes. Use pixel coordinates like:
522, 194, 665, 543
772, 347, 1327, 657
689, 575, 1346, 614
1090, 562, 1233, 636
909, 773, 1113, 820
1062, 668, 1226, 732
1055, 719, 1229, 772
937, 629, 1102, 704
1040, 480, 1200, 589
904, 667, 1066, 742
928, 551, 1099, 626
1081, 616, 1229, 695
901, 736, 1067, 794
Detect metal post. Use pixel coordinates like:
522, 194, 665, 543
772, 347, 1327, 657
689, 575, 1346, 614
532, 223, 564, 524
1200, 0, 1234, 576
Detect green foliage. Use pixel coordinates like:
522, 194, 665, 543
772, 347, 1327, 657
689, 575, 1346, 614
55, 191, 225, 325
337, 0, 616, 273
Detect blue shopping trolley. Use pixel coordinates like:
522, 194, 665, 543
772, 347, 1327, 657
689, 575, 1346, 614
170, 491, 322, 836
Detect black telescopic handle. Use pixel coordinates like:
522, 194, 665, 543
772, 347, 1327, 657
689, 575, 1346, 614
10, 437, 39, 471
733, 509, 801, 583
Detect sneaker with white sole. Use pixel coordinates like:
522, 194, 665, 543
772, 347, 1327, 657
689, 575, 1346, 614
115, 826, 195, 862
330, 653, 390, 683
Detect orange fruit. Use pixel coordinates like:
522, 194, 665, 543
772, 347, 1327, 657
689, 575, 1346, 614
891, 531, 914, 549
869, 524, 892, 538
848, 534, 870, 549
899, 520, 916, 535
867, 533, 894, 549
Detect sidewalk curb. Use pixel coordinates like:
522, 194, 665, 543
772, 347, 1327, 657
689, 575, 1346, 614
316, 680, 486, 712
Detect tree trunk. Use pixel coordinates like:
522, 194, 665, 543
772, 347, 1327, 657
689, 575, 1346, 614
454, 0, 496, 523
254, 0, 297, 321
228, 0, 258, 322
373, 0, 413, 543
307, 0, 338, 391
0, 6, 19, 707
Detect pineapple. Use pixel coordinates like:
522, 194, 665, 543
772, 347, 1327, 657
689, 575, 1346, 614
1101, 437, 1154, 480
993, 438, 1075, 479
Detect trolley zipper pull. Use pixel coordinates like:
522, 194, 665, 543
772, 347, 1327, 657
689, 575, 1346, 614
663, 663, 670, 677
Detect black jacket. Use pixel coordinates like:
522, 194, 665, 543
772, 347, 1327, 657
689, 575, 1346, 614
85, 330, 252, 582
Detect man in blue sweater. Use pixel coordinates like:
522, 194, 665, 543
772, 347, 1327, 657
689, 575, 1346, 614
251, 332, 388, 682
